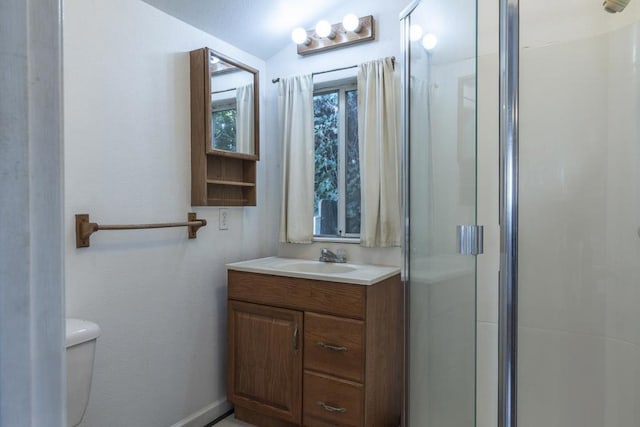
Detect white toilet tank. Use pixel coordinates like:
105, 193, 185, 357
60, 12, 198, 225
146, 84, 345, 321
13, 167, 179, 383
66, 318, 101, 427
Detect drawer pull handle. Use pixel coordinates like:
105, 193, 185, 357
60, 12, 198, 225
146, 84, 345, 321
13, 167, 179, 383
317, 401, 347, 414
293, 324, 299, 351
317, 342, 348, 352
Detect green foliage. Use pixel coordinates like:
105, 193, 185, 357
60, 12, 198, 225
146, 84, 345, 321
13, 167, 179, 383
212, 108, 236, 151
313, 92, 339, 216
345, 90, 360, 233
313, 89, 361, 235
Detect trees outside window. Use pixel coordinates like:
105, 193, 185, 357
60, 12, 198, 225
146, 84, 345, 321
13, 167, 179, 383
212, 106, 237, 151
313, 85, 360, 237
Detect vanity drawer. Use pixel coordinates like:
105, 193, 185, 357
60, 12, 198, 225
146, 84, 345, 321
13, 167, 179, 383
228, 270, 366, 319
303, 371, 363, 427
304, 312, 364, 383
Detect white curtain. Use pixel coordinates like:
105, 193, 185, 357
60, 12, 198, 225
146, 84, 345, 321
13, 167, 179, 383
357, 57, 401, 247
235, 83, 254, 154
278, 75, 315, 243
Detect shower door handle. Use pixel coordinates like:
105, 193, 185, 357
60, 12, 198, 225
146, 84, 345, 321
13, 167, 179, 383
456, 225, 484, 255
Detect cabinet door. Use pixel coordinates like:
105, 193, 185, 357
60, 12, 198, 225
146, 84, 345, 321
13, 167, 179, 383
228, 300, 303, 424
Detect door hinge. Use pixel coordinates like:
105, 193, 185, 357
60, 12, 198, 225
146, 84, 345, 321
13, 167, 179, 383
456, 225, 484, 255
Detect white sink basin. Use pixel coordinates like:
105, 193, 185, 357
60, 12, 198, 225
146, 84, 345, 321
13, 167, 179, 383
275, 262, 356, 274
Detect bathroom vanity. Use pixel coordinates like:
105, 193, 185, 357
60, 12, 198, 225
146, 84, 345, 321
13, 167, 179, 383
226, 257, 403, 427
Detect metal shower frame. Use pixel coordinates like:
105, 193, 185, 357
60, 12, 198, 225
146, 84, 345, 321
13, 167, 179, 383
498, 1, 519, 426
400, 0, 519, 426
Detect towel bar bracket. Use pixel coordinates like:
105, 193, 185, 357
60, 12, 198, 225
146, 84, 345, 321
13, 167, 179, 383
187, 212, 206, 239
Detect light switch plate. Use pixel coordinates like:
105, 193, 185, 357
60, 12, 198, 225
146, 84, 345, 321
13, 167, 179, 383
219, 208, 229, 230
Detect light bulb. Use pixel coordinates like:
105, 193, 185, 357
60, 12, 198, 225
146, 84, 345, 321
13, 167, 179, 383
315, 20, 335, 39
409, 24, 423, 42
422, 33, 438, 50
210, 56, 220, 64
291, 27, 309, 45
342, 14, 361, 32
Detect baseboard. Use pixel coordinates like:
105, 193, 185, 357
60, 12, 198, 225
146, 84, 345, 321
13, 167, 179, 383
170, 397, 233, 427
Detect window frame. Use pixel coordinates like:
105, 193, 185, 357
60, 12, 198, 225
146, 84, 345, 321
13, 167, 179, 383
312, 82, 360, 240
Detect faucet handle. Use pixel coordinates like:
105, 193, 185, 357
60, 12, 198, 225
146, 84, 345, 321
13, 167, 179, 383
319, 247, 331, 262
319, 247, 346, 263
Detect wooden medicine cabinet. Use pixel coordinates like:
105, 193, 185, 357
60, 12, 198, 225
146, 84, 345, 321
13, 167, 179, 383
189, 47, 259, 206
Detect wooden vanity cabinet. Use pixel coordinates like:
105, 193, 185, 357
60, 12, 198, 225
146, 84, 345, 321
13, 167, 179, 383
227, 270, 403, 427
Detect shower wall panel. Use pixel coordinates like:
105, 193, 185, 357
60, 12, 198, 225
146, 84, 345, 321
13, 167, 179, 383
518, 10, 640, 427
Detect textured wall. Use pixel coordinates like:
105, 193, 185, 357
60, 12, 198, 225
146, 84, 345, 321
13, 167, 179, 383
0, 0, 65, 425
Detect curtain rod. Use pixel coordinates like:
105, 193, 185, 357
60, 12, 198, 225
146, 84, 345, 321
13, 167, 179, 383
271, 56, 396, 84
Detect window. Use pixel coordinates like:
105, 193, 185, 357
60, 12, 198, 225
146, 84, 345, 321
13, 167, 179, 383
313, 85, 360, 238
211, 100, 237, 151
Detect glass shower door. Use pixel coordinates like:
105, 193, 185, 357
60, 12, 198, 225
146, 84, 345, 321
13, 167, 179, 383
402, 0, 478, 425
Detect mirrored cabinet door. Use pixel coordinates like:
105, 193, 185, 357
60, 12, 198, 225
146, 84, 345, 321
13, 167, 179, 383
190, 47, 259, 207
209, 51, 257, 155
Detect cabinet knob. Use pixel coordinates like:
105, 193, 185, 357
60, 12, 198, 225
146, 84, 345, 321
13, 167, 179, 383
317, 341, 348, 352
317, 401, 347, 414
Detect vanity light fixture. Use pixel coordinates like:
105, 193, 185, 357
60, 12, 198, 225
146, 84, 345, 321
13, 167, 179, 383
291, 27, 311, 45
342, 13, 361, 33
315, 20, 336, 39
422, 33, 438, 51
293, 14, 375, 56
409, 24, 423, 42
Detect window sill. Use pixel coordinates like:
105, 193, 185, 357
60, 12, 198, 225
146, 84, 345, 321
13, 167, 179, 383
312, 236, 360, 244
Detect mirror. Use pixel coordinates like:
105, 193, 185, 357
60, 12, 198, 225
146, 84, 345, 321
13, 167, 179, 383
208, 50, 258, 156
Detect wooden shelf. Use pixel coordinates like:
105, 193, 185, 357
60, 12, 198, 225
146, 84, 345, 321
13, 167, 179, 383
207, 179, 255, 187
207, 198, 249, 206
206, 149, 259, 161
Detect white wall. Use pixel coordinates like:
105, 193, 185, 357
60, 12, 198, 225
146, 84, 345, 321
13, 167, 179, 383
266, 0, 406, 266
0, 0, 65, 425
63, 1, 278, 425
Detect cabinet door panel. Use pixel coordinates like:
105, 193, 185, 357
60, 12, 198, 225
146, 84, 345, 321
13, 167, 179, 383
228, 301, 303, 424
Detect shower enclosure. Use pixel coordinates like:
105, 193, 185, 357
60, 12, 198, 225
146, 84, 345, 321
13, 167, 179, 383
401, 1, 478, 426
403, 0, 640, 426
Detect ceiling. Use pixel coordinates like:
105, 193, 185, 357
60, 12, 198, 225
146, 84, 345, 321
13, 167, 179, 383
142, 0, 350, 60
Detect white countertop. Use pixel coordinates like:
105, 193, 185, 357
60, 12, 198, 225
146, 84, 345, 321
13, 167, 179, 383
226, 256, 400, 286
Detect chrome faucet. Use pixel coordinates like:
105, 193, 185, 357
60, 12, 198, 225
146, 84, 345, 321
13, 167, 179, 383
319, 248, 347, 263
